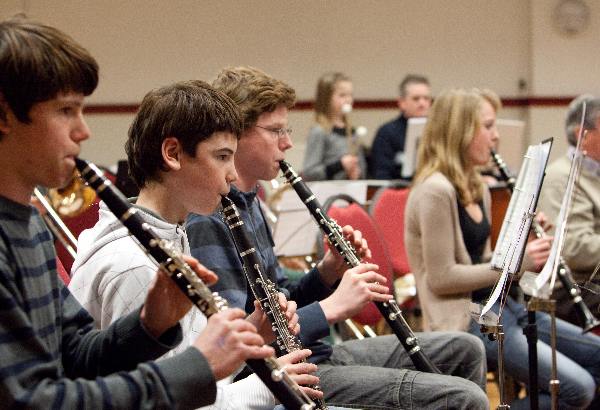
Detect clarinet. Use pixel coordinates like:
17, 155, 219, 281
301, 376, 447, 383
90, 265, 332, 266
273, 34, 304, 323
75, 158, 315, 410
279, 160, 441, 373
221, 195, 327, 409
491, 150, 600, 333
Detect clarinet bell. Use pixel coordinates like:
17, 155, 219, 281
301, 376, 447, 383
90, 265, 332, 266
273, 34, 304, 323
582, 315, 600, 334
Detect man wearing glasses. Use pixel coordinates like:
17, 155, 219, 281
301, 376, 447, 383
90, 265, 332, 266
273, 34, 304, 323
186, 66, 489, 410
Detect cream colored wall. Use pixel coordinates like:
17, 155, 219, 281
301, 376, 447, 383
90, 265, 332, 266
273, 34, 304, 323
2, 0, 596, 168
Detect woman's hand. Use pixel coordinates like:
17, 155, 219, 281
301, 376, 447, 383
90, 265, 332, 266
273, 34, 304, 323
524, 237, 553, 272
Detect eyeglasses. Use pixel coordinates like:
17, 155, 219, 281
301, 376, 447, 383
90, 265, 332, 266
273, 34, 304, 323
255, 125, 293, 139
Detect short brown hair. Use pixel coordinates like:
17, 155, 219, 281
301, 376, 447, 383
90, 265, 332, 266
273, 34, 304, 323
0, 17, 98, 131
125, 80, 242, 188
212, 66, 296, 131
399, 74, 429, 97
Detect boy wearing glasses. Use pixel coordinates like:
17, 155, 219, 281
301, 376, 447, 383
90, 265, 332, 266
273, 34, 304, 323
186, 66, 490, 410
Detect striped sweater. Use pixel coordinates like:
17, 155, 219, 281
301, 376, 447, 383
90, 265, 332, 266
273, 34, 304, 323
0, 195, 216, 409
186, 186, 333, 363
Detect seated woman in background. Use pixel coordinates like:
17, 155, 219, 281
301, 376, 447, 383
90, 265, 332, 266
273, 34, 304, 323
404, 88, 600, 409
302, 72, 366, 181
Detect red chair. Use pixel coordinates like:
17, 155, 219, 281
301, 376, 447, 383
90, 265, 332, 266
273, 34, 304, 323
56, 257, 71, 285
320, 194, 394, 327
369, 187, 412, 276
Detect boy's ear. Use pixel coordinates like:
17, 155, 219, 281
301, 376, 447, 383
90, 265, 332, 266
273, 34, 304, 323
161, 137, 183, 171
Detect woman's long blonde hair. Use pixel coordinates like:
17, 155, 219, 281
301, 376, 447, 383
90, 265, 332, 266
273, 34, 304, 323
413, 88, 487, 205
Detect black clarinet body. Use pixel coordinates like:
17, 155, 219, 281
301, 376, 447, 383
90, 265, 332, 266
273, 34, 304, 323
279, 160, 441, 374
491, 150, 600, 333
75, 158, 315, 410
221, 195, 326, 409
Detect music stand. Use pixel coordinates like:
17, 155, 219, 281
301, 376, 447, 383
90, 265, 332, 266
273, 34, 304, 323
272, 180, 368, 257
401, 117, 427, 179
481, 138, 553, 409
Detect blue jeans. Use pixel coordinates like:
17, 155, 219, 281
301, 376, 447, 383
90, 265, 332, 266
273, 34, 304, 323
273, 407, 348, 410
315, 332, 488, 409
469, 296, 600, 409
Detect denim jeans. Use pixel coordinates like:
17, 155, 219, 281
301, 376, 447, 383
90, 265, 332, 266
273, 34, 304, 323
315, 332, 488, 409
273, 407, 348, 410
469, 296, 600, 409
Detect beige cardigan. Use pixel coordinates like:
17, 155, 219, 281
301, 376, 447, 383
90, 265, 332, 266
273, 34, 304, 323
404, 172, 500, 331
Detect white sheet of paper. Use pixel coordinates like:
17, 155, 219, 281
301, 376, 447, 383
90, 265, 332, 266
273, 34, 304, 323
534, 144, 582, 289
272, 180, 388, 256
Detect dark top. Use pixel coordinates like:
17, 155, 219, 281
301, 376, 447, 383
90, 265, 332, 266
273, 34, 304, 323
457, 199, 491, 302
323, 126, 350, 178
370, 114, 408, 179
186, 186, 333, 363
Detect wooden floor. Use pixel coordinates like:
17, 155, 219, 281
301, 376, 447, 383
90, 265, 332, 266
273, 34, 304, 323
487, 374, 500, 409
486, 372, 526, 409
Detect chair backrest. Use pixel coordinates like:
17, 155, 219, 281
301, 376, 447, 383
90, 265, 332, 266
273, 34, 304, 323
56, 257, 71, 285
369, 187, 412, 276
321, 194, 394, 326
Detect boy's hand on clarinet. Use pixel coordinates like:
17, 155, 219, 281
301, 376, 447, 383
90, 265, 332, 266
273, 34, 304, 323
277, 349, 324, 399
141, 255, 218, 338
247, 292, 300, 344
194, 308, 274, 380
318, 225, 371, 285
320, 263, 390, 324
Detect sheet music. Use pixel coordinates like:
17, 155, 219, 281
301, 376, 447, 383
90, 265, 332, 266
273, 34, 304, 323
527, 134, 585, 293
491, 140, 552, 272
482, 204, 532, 316
482, 140, 551, 313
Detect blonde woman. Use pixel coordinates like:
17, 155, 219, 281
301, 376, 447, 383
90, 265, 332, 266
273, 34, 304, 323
405, 88, 600, 409
302, 72, 366, 181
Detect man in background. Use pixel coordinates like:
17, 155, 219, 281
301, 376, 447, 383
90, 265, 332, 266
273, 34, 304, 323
538, 95, 600, 325
370, 74, 432, 179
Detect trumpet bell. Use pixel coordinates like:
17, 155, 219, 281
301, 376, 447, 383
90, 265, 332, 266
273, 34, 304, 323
49, 171, 96, 217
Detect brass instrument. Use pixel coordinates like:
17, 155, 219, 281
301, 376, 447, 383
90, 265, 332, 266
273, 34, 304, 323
48, 172, 96, 217
33, 169, 96, 260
